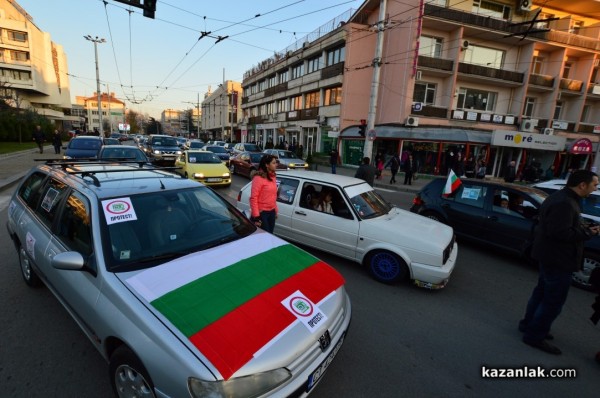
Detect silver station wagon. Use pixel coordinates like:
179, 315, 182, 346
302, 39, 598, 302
7, 160, 351, 397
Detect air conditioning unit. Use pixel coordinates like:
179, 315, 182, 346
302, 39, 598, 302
519, 0, 532, 12
286, 50, 293, 58
461, 40, 470, 50
406, 116, 419, 127
302, 41, 310, 49
543, 128, 555, 135
521, 119, 535, 132
415, 70, 422, 80
316, 115, 327, 125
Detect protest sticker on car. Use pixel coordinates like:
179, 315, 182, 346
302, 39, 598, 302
102, 197, 138, 225
282, 290, 328, 332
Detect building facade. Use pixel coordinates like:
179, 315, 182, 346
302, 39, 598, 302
242, 0, 600, 179
201, 80, 242, 142
0, 0, 76, 127
75, 92, 125, 134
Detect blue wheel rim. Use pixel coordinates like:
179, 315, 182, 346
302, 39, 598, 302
371, 252, 400, 281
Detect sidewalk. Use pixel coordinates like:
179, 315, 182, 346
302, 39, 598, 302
0, 147, 435, 194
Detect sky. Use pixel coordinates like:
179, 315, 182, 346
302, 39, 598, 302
16, 0, 362, 118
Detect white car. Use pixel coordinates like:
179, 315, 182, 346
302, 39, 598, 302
237, 171, 458, 289
532, 179, 600, 223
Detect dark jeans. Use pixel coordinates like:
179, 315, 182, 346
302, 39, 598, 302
259, 209, 276, 233
36, 141, 43, 154
54, 145, 61, 154
520, 264, 572, 342
404, 171, 413, 185
331, 163, 337, 174
390, 169, 398, 183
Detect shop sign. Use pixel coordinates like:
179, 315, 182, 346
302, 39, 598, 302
491, 130, 566, 151
593, 125, 600, 134
570, 138, 593, 154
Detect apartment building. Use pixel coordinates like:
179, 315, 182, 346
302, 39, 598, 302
242, 0, 600, 178
201, 80, 242, 142
75, 92, 125, 134
0, 0, 75, 127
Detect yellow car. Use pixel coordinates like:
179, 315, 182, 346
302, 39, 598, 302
175, 150, 231, 187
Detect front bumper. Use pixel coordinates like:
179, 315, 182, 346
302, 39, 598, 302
410, 242, 458, 289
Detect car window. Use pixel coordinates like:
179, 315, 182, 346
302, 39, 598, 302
276, 177, 299, 205
188, 153, 221, 164
35, 178, 70, 228
349, 189, 391, 219
250, 153, 263, 163
56, 191, 93, 257
583, 195, 600, 218
492, 189, 524, 218
71, 139, 101, 150
447, 183, 487, 209
18, 172, 47, 209
297, 183, 352, 219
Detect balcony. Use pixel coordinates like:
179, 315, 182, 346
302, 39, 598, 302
451, 109, 517, 125
264, 82, 288, 97
321, 62, 344, 79
285, 107, 319, 122
417, 55, 453, 72
458, 62, 523, 84
528, 74, 554, 88
424, 4, 522, 34
416, 105, 448, 118
528, 30, 600, 52
559, 78, 583, 93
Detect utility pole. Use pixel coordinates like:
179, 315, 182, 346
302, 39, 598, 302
84, 35, 106, 135
363, 0, 387, 160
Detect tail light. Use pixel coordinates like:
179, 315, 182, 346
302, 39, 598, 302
237, 191, 242, 202
412, 195, 424, 206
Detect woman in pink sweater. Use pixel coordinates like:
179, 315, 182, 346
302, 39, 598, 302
249, 154, 279, 233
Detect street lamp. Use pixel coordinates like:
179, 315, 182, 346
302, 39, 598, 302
84, 35, 106, 135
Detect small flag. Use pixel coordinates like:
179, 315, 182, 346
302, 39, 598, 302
443, 169, 462, 196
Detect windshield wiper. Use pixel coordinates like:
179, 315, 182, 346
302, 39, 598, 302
136, 251, 190, 264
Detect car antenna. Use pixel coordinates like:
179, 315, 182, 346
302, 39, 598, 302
159, 180, 166, 190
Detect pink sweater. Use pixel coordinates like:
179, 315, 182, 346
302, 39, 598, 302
250, 172, 278, 218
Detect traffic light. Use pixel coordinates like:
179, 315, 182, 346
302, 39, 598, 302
143, 0, 156, 19
358, 119, 367, 136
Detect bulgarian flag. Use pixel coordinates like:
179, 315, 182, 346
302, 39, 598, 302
125, 233, 344, 380
443, 169, 462, 196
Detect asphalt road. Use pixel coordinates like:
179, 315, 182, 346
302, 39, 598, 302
0, 176, 598, 397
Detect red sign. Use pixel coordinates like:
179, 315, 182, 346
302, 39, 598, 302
570, 138, 593, 154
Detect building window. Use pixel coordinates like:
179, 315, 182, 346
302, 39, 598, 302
472, 0, 510, 20
258, 80, 266, 91
531, 56, 544, 75
524, 97, 535, 117
535, 13, 554, 29
326, 46, 345, 66
413, 83, 436, 105
277, 99, 289, 113
324, 87, 342, 105
305, 91, 319, 108
570, 20, 583, 34
290, 95, 302, 111
266, 102, 275, 114
419, 36, 442, 58
562, 62, 572, 79
278, 69, 289, 83
291, 63, 304, 79
10, 50, 29, 62
268, 75, 276, 88
4, 68, 31, 80
591, 68, 598, 83
7, 30, 27, 42
457, 87, 497, 111
307, 55, 322, 74
463, 44, 504, 68
582, 105, 591, 123
553, 101, 563, 120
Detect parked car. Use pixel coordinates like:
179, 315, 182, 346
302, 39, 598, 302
410, 177, 600, 290
144, 134, 182, 165
174, 150, 231, 187
237, 170, 458, 288
186, 139, 205, 150
532, 179, 600, 223
202, 145, 231, 166
263, 149, 308, 170
229, 151, 286, 179
231, 142, 261, 156
98, 145, 149, 163
103, 138, 121, 146
63, 136, 103, 159
7, 160, 351, 397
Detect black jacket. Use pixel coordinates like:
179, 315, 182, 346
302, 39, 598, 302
355, 164, 376, 186
531, 188, 592, 272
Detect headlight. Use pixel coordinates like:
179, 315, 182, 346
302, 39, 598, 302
193, 173, 205, 178
289, 163, 295, 167
188, 368, 291, 398
153, 150, 161, 154
223, 172, 230, 178
63, 155, 72, 159
177, 150, 182, 154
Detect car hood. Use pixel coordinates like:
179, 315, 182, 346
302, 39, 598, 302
150, 145, 180, 150
361, 207, 454, 252
117, 232, 346, 381
182, 163, 229, 175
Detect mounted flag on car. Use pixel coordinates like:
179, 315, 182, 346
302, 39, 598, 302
443, 169, 462, 197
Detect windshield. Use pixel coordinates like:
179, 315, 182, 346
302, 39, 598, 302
348, 189, 392, 219
100, 148, 147, 161
207, 146, 227, 153
244, 144, 260, 151
70, 139, 102, 150
152, 137, 178, 146
277, 150, 297, 159
101, 187, 255, 272
250, 153, 264, 163
188, 152, 222, 164
189, 141, 203, 149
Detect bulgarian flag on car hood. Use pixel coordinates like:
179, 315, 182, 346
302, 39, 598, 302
125, 233, 345, 380
443, 169, 462, 196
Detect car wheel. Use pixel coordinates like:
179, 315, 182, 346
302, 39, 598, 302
19, 244, 42, 288
422, 211, 443, 223
573, 251, 600, 291
109, 346, 156, 398
229, 164, 236, 174
366, 250, 408, 284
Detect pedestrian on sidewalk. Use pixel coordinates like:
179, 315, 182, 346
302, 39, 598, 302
330, 149, 339, 174
385, 152, 400, 184
52, 130, 62, 155
355, 157, 376, 186
403, 154, 417, 185
32, 125, 45, 154
249, 154, 279, 233
519, 170, 600, 355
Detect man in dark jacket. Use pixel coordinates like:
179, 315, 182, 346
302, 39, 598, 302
32, 125, 44, 154
504, 160, 517, 183
519, 170, 599, 355
355, 156, 376, 186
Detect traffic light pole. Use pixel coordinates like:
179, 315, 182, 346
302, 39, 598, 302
363, 0, 387, 160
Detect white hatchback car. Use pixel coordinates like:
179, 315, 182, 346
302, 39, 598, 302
532, 179, 600, 223
237, 171, 458, 289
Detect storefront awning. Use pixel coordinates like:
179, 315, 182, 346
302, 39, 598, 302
340, 125, 492, 143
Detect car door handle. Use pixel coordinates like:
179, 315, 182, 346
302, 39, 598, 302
295, 211, 307, 216
487, 215, 499, 221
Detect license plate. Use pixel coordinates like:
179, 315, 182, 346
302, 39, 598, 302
206, 178, 222, 182
306, 332, 345, 392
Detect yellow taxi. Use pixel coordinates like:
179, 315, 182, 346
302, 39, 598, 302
175, 150, 231, 187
